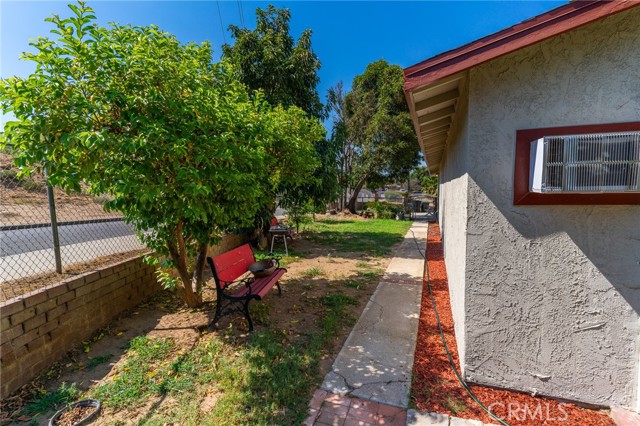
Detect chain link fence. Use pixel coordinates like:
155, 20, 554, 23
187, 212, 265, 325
1, 152, 146, 295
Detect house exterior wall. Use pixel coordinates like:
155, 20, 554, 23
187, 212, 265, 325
438, 91, 470, 370
459, 7, 640, 407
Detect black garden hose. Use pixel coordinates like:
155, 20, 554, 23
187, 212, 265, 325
411, 225, 510, 426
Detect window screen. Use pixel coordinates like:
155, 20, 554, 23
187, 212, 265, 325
532, 131, 640, 193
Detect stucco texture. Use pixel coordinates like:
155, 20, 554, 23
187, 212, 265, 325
439, 92, 470, 370
456, 7, 640, 408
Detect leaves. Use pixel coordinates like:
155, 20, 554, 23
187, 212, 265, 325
338, 60, 421, 211
0, 1, 324, 307
222, 5, 325, 120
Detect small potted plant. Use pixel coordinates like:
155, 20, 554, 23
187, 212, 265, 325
49, 399, 101, 426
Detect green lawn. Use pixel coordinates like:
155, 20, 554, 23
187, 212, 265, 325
304, 218, 412, 256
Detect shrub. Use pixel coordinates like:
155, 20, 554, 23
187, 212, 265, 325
363, 201, 398, 219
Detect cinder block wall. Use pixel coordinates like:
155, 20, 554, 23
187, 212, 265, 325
0, 231, 253, 399
0, 234, 251, 398
0, 256, 160, 398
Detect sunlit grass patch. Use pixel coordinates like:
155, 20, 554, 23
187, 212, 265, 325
301, 267, 324, 278
22, 382, 79, 416
305, 219, 410, 256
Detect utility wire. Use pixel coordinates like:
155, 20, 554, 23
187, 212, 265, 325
411, 224, 510, 426
237, 0, 245, 28
216, 0, 226, 44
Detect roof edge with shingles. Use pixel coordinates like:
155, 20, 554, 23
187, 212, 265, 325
403, 0, 640, 92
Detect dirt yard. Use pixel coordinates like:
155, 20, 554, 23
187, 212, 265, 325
1, 219, 409, 425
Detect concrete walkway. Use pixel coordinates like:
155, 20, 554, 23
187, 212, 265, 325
305, 219, 501, 426
321, 220, 428, 408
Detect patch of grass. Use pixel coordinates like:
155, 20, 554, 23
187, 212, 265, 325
444, 395, 468, 414
342, 279, 362, 289
355, 261, 371, 269
249, 303, 271, 326
22, 382, 79, 415
86, 354, 112, 370
91, 337, 179, 408
301, 267, 323, 278
358, 269, 383, 281
321, 294, 359, 308
305, 219, 410, 256
96, 290, 359, 425
254, 248, 303, 268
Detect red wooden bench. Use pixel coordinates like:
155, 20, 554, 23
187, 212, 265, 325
206, 243, 286, 331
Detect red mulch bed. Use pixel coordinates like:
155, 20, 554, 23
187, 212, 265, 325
411, 223, 615, 426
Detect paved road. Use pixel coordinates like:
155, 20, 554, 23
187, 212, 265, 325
1, 220, 138, 256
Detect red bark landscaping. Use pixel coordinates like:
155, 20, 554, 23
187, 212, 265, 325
412, 223, 615, 426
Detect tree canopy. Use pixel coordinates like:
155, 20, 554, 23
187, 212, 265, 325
223, 5, 338, 215
222, 5, 324, 120
341, 60, 420, 212
412, 167, 439, 195
0, 1, 324, 307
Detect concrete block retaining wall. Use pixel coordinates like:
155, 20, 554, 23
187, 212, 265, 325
0, 231, 253, 399
0, 256, 160, 398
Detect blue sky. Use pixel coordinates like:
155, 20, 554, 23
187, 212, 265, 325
1, 0, 565, 127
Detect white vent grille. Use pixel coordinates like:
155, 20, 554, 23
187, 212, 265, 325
530, 131, 640, 193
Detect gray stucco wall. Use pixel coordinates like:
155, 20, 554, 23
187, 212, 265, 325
438, 93, 470, 370
460, 7, 640, 408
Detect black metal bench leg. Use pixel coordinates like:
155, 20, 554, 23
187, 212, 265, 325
208, 298, 223, 330
276, 281, 282, 296
243, 299, 254, 332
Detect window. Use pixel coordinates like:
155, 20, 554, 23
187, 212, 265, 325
530, 131, 640, 193
514, 122, 640, 205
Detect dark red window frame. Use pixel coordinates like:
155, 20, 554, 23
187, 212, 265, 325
514, 122, 640, 205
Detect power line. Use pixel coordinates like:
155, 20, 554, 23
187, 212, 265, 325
216, 0, 226, 44
237, 0, 245, 28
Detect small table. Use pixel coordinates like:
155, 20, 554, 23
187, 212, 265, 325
269, 227, 291, 255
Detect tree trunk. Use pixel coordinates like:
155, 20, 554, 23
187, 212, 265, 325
191, 242, 208, 294
346, 175, 368, 213
167, 222, 204, 308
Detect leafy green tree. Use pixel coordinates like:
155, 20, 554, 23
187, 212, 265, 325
327, 81, 352, 210
222, 5, 324, 120
343, 60, 420, 213
223, 5, 338, 213
0, 2, 323, 307
412, 167, 439, 195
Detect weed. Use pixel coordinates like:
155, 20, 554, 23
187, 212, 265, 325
342, 280, 362, 289
355, 261, 371, 269
444, 395, 468, 414
301, 267, 323, 278
22, 382, 79, 415
249, 303, 271, 326
321, 294, 358, 308
358, 269, 383, 281
86, 354, 112, 370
